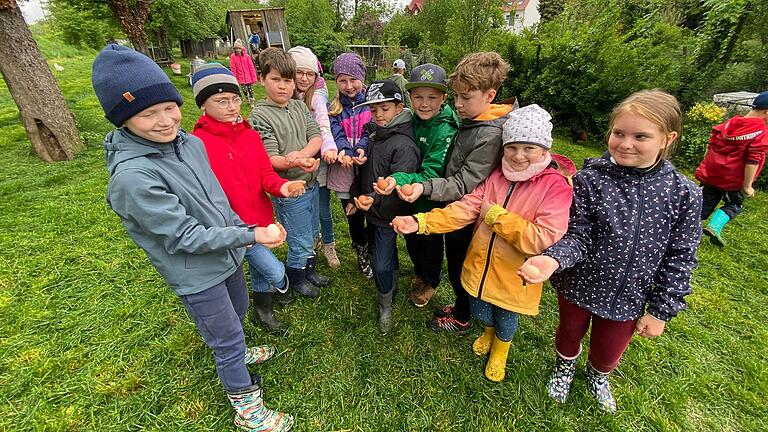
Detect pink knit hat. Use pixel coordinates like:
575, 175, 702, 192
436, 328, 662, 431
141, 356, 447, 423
332, 53, 366, 82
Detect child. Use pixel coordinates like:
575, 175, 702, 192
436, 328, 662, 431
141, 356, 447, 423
327, 53, 375, 278
392, 105, 573, 381
191, 63, 306, 335
695, 91, 768, 246
349, 80, 421, 334
288, 46, 340, 268
520, 90, 703, 413
387, 59, 411, 108
374, 63, 459, 308
229, 39, 258, 105
93, 45, 292, 431
399, 52, 513, 334
249, 47, 329, 298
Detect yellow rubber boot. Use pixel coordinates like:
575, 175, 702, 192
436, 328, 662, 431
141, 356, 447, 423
472, 327, 496, 356
485, 336, 512, 382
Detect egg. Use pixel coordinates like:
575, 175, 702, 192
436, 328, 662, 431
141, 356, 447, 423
520, 263, 541, 279
287, 182, 304, 193
266, 224, 281, 238
376, 177, 389, 190
400, 184, 414, 196
342, 155, 352, 164
358, 195, 373, 206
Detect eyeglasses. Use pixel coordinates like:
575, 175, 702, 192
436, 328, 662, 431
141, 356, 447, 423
211, 96, 242, 109
296, 71, 317, 79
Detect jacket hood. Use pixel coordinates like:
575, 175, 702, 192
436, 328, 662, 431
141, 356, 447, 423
415, 104, 460, 129
193, 113, 248, 137
586, 151, 674, 178
461, 104, 512, 129
105, 127, 183, 176
718, 116, 767, 141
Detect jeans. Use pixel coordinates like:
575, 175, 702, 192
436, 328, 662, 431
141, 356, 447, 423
244, 244, 287, 293
404, 232, 444, 287
179, 266, 252, 392
317, 186, 335, 244
371, 224, 399, 294
445, 225, 473, 322
272, 181, 318, 268
701, 184, 744, 220
470, 297, 519, 342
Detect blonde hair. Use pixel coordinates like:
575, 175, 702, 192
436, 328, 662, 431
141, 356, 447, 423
448, 52, 509, 93
609, 89, 682, 159
328, 94, 343, 116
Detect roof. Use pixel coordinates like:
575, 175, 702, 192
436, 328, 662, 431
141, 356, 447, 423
405, 0, 424, 14
501, 0, 531, 12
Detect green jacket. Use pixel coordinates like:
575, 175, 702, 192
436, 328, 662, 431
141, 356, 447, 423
386, 73, 411, 108
104, 128, 253, 296
392, 105, 459, 212
248, 98, 321, 183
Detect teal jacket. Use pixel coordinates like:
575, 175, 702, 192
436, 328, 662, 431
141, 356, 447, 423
105, 128, 254, 296
392, 104, 459, 212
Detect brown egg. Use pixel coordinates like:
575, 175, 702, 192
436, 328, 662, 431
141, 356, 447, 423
400, 184, 414, 196
358, 195, 373, 206
520, 263, 541, 279
266, 224, 280, 239
376, 177, 388, 190
391, 219, 405, 231
287, 182, 304, 193
342, 155, 353, 164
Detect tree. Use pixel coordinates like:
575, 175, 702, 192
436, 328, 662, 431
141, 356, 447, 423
105, 0, 153, 55
0, 0, 82, 161
49, 0, 122, 49
538, 0, 567, 23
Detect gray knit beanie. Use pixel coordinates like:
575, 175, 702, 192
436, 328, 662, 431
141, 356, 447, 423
502, 104, 553, 149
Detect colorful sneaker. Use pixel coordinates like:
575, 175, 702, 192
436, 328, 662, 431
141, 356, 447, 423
427, 314, 471, 334
244, 345, 276, 366
585, 363, 617, 414
433, 304, 455, 318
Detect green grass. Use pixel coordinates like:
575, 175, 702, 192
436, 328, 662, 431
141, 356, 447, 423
1, 42, 767, 432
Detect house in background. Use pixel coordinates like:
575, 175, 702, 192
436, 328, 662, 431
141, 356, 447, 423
502, 0, 540, 33
405, 0, 424, 15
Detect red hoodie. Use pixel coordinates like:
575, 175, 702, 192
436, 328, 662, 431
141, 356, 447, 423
193, 114, 287, 226
695, 116, 768, 191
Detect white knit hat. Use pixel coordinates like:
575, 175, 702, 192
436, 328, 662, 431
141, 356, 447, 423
288, 46, 319, 74
502, 104, 554, 149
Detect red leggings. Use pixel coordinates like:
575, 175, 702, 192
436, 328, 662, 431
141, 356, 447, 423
555, 294, 637, 373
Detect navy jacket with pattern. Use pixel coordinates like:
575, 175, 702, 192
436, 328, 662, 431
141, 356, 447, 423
544, 154, 703, 322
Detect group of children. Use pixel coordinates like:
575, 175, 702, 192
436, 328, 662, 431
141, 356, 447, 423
92, 40, 768, 430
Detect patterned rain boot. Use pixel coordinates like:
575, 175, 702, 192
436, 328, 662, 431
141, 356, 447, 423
353, 243, 373, 279
484, 336, 512, 382
703, 209, 729, 247
585, 362, 617, 414
546, 350, 579, 403
228, 382, 293, 432
378, 289, 394, 335
472, 327, 496, 356
322, 242, 341, 268
244, 345, 276, 366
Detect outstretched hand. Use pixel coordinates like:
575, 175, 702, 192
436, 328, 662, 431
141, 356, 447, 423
391, 216, 418, 234
517, 255, 559, 284
254, 223, 286, 248
280, 180, 306, 197
397, 182, 423, 203
373, 177, 397, 195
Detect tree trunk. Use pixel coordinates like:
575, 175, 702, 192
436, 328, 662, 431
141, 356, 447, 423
0, 0, 83, 162
107, 0, 153, 56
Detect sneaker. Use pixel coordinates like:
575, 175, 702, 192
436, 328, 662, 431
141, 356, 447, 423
410, 283, 436, 308
433, 304, 455, 318
427, 314, 471, 334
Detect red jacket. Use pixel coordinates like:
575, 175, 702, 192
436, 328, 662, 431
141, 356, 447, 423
695, 116, 768, 190
192, 114, 286, 227
229, 52, 257, 85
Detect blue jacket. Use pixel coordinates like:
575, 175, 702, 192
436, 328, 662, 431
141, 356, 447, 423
105, 128, 254, 296
544, 154, 702, 321
329, 91, 371, 156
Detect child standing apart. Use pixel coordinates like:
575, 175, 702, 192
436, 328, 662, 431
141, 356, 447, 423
327, 53, 375, 278
695, 91, 768, 246
375, 63, 459, 308
399, 52, 513, 334
386, 59, 411, 108
350, 80, 421, 334
288, 46, 340, 268
191, 63, 307, 335
521, 90, 703, 413
93, 45, 292, 431
249, 48, 330, 298
393, 105, 573, 381
229, 39, 258, 106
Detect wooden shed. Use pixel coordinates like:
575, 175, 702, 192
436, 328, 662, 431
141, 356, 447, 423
180, 38, 229, 59
226, 8, 291, 55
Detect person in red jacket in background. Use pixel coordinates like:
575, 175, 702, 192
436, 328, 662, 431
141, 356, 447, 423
695, 91, 768, 247
191, 63, 306, 335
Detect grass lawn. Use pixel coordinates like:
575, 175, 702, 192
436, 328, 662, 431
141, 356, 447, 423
1, 39, 767, 431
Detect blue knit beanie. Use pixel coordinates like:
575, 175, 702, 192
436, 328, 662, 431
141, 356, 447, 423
191, 63, 241, 108
91, 44, 183, 127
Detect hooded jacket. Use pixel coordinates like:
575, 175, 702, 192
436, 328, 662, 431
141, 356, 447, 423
327, 91, 372, 193
695, 116, 768, 191
421, 104, 513, 202
104, 128, 253, 296
192, 113, 286, 227
350, 109, 421, 227
392, 104, 460, 212
544, 155, 702, 322
416, 161, 573, 315
229, 51, 257, 85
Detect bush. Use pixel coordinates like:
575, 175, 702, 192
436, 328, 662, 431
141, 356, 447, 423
675, 101, 725, 168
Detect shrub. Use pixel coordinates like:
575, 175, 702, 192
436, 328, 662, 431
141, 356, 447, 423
675, 101, 725, 168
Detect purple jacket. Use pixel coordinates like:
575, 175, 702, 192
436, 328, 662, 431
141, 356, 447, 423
327, 91, 372, 193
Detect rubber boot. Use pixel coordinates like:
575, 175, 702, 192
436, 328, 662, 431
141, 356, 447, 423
472, 327, 496, 356
378, 289, 394, 335
250, 292, 288, 336
286, 266, 318, 298
305, 254, 330, 287
244, 345, 276, 365
273, 276, 293, 306
227, 381, 293, 432
323, 242, 341, 268
703, 209, 729, 247
353, 243, 373, 279
546, 350, 579, 403
484, 336, 511, 382
585, 362, 617, 414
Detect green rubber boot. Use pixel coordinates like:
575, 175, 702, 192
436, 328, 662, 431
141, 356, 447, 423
703, 209, 729, 247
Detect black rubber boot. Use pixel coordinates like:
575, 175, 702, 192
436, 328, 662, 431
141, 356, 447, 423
273, 276, 293, 306
286, 266, 318, 298
305, 254, 330, 287
250, 292, 288, 336
378, 289, 394, 335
